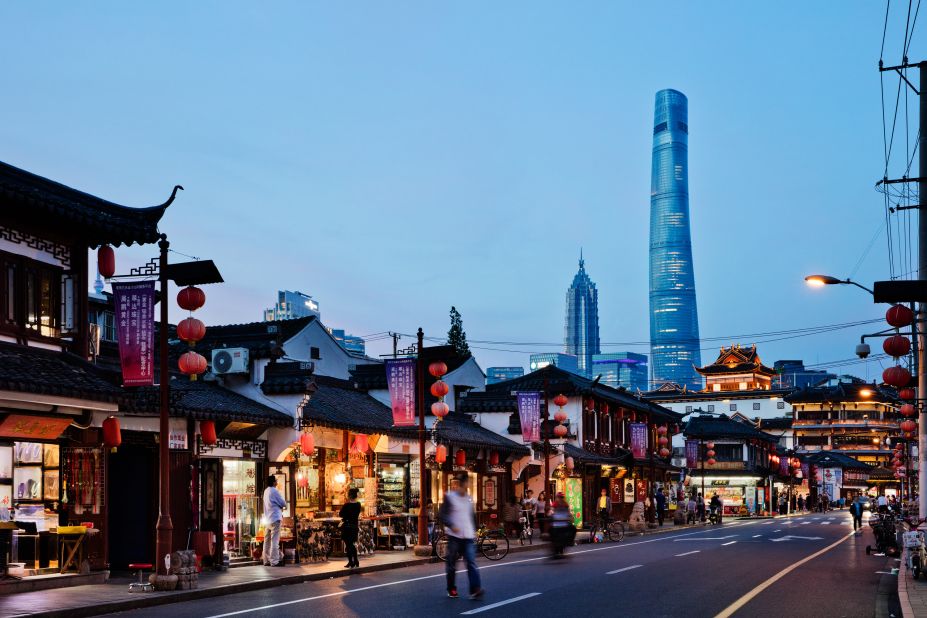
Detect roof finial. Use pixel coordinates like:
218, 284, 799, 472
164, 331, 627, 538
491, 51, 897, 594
579, 247, 584, 270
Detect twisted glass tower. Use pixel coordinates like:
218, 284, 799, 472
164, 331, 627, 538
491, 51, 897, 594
564, 253, 600, 377
649, 89, 702, 390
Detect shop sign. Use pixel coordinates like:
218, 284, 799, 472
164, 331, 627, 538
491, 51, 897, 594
710, 479, 730, 486
516, 392, 541, 443
169, 430, 188, 450
635, 478, 647, 502
112, 281, 155, 386
685, 439, 699, 468
0, 414, 72, 440
630, 423, 648, 459
385, 358, 417, 427
564, 477, 583, 527
623, 479, 635, 503
486, 464, 507, 474
483, 478, 497, 508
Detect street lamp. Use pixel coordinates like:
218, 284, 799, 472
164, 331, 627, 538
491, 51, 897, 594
804, 274, 875, 295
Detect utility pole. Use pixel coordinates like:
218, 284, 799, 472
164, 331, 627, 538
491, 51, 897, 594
919, 62, 927, 520
390, 332, 400, 359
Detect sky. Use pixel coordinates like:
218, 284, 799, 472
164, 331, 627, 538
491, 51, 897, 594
0, 2, 920, 382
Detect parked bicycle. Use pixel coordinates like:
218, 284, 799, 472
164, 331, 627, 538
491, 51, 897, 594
517, 509, 533, 546
433, 523, 510, 561
588, 513, 625, 543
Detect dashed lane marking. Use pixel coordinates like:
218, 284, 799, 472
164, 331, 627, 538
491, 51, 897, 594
607, 564, 644, 575
460, 593, 542, 615
674, 551, 701, 557
721, 541, 737, 546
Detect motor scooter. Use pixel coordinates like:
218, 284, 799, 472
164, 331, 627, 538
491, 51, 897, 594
708, 505, 722, 525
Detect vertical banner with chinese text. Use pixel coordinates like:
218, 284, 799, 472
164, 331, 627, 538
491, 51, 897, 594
685, 439, 699, 469
516, 391, 541, 443
113, 281, 155, 386
385, 358, 417, 426
630, 422, 648, 459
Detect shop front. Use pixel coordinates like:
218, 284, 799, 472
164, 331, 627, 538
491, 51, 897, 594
687, 476, 765, 515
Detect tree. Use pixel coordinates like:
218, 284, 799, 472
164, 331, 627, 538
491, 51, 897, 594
447, 306, 470, 357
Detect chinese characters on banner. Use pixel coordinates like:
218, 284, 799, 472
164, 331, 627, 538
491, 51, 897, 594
385, 358, 417, 426
779, 455, 790, 477
685, 439, 699, 468
800, 463, 810, 479
516, 392, 541, 443
113, 281, 155, 386
630, 422, 648, 459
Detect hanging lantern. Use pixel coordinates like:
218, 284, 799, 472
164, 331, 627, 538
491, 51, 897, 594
706, 442, 715, 450
707, 458, 716, 466
179, 351, 208, 380
102, 416, 121, 452
893, 459, 905, 468
300, 431, 315, 457
455, 449, 466, 467
886, 304, 915, 328
553, 394, 568, 408
177, 286, 206, 312
200, 420, 217, 446
769, 444, 776, 453
489, 451, 499, 466
435, 444, 447, 464
883, 335, 912, 358
354, 434, 369, 454
428, 361, 448, 378
884, 365, 912, 387
430, 380, 449, 398
177, 317, 206, 344
431, 401, 450, 418
657, 425, 668, 435
900, 388, 917, 401
659, 447, 670, 458
658, 435, 669, 446
706, 449, 716, 458
553, 424, 568, 437
895, 442, 905, 450
901, 403, 916, 417
901, 419, 918, 433
97, 245, 116, 279
792, 458, 801, 469
554, 410, 568, 424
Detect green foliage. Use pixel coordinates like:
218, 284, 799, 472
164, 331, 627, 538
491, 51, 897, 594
447, 306, 470, 357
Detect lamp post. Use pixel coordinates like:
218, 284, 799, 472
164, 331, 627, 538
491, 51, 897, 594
804, 275, 875, 295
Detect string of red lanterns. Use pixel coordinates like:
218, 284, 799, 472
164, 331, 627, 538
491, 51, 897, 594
177, 285, 208, 381
553, 393, 568, 437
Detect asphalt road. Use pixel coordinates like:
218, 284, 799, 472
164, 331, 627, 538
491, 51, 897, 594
106, 512, 900, 618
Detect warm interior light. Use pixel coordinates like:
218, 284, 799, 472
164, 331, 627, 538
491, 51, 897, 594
334, 473, 347, 484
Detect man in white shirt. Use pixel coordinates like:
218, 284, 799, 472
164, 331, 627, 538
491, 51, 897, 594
438, 472, 484, 599
877, 494, 888, 514
262, 475, 287, 567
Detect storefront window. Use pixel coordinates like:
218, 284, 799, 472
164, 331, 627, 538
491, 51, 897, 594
377, 462, 408, 514
222, 460, 258, 559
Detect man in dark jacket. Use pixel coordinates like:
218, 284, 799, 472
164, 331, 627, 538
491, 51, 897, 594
655, 487, 667, 526
849, 497, 864, 533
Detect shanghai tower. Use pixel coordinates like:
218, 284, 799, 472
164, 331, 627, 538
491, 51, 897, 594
649, 89, 702, 390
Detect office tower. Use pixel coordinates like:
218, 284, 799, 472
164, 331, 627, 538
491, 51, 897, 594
263, 290, 320, 321
529, 353, 579, 375
591, 352, 649, 391
564, 252, 600, 377
486, 367, 525, 385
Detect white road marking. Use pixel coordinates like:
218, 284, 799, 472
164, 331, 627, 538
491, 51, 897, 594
460, 593, 542, 615
821, 522, 831, 525
774, 530, 781, 532
770, 535, 823, 542
801, 522, 811, 525
722, 541, 737, 546
674, 551, 701, 557
673, 535, 737, 542
875, 571, 898, 576
752, 535, 762, 538
762, 521, 775, 525
607, 564, 644, 575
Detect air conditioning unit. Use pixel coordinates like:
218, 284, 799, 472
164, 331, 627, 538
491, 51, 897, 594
211, 348, 250, 375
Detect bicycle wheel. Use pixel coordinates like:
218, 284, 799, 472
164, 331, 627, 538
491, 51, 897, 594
607, 521, 625, 542
480, 531, 509, 561
433, 531, 449, 562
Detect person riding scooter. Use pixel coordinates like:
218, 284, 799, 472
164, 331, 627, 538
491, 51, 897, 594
708, 494, 723, 525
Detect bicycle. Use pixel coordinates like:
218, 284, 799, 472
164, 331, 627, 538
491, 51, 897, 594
433, 523, 510, 561
589, 513, 625, 543
517, 510, 533, 546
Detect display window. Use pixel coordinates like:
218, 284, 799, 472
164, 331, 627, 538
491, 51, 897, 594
222, 460, 258, 559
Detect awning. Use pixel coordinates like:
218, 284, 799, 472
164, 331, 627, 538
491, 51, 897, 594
563, 443, 632, 467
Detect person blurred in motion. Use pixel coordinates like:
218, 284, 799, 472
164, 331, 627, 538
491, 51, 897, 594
549, 492, 575, 559
438, 472, 484, 599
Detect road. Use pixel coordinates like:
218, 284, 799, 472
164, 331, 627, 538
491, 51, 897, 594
106, 512, 900, 618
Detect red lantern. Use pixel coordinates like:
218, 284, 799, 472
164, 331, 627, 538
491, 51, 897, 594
893, 459, 905, 468
657, 425, 668, 435
707, 458, 716, 466
553, 394, 568, 408
430, 380, 449, 398
489, 451, 499, 466
177, 286, 206, 312
884, 335, 912, 358
900, 388, 917, 401
179, 351, 207, 380
901, 419, 918, 433
102, 416, 121, 452
435, 444, 447, 464
887, 304, 915, 328
431, 401, 449, 418
792, 458, 801, 469
354, 434, 369, 454
553, 424, 568, 437
884, 365, 912, 388
200, 420, 217, 446
97, 245, 115, 279
177, 317, 206, 344
554, 410, 568, 423
659, 447, 670, 458
706, 449, 716, 458
658, 435, 669, 446
706, 442, 715, 450
428, 361, 448, 378
455, 449, 466, 467
300, 432, 315, 456
769, 444, 776, 453
565, 456, 575, 471
901, 403, 916, 417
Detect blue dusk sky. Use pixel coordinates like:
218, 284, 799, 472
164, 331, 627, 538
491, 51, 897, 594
0, 2, 918, 380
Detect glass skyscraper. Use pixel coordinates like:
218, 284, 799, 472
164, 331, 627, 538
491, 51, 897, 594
564, 253, 600, 377
649, 89, 702, 390
591, 352, 649, 392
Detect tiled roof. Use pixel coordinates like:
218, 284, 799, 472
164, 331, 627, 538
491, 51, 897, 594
696, 344, 776, 377
301, 375, 395, 434
190, 316, 316, 360
458, 392, 518, 414
0, 342, 124, 403
126, 379, 292, 426
803, 451, 870, 470
684, 414, 778, 442
391, 413, 529, 455
562, 442, 632, 466
0, 160, 174, 247
350, 346, 471, 393
785, 381, 897, 405
758, 417, 793, 430
351, 363, 388, 390
261, 361, 317, 395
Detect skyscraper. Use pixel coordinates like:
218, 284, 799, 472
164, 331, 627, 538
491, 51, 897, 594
564, 253, 600, 377
591, 352, 649, 392
649, 89, 702, 390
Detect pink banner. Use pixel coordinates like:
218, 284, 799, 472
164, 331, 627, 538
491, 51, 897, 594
113, 281, 155, 386
779, 455, 790, 477
516, 392, 540, 443
630, 422, 648, 459
385, 358, 417, 426
685, 439, 699, 468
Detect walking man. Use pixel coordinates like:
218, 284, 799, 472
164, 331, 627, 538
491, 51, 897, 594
655, 486, 667, 526
850, 497, 864, 534
262, 475, 287, 567
438, 472, 484, 599
597, 487, 612, 531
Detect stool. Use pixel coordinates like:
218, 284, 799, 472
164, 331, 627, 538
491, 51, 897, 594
128, 563, 153, 592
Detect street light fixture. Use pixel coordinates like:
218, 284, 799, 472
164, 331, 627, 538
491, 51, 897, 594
804, 274, 875, 295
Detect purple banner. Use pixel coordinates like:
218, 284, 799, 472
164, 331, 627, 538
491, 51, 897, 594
779, 455, 790, 477
113, 281, 155, 386
630, 423, 648, 459
516, 392, 541, 443
385, 358, 417, 426
800, 463, 810, 479
685, 439, 699, 469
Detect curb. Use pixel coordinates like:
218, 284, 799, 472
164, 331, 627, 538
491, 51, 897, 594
899, 554, 915, 618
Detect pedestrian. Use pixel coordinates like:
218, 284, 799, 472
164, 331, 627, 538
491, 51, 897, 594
549, 492, 575, 559
710, 493, 723, 524
655, 487, 667, 526
686, 494, 697, 524
339, 487, 361, 568
597, 487, 612, 531
262, 475, 287, 567
438, 472, 484, 599
522, 489, 537, 530
536, 491, 549, 534
797, 495, 805, 512
877, 494, 888, 514
426, 498, 438, 542
821, 494, 830, 512
849, 497, 864, 534
697, 492, 706, 522
645, 493, 655, 524
502, 495, 521, 538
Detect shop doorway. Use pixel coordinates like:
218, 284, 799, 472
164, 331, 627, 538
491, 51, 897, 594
107, 444, 155, 570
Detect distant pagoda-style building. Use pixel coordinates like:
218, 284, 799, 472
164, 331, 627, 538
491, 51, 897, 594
697, 344, 776, 393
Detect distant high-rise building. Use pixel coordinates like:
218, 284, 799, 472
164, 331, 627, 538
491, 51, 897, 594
773, 360, 835, 390
564, 252, 600, 377
328, 328, 366, 356
264, 290, 320, 321
486, 367, 525, 385
649, 89, 702, 390
529, 353, 579, 375
591, 352, 649, 391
